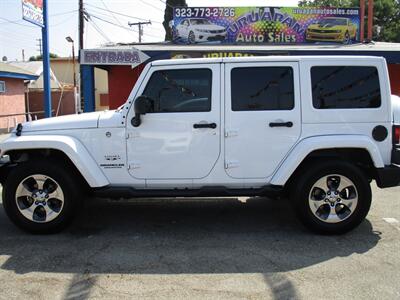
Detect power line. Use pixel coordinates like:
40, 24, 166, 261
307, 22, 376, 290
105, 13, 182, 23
0, 17, 35, 27
85, 14, 112, 43
138, 0, 164, 12
99, 0, 138, 40
0, 10, 77, 27
159, 0, 174, 9
88, 13, 161, 39
84, 3, 162, 24
51, 14, 77, 27
88, 21, 111, 43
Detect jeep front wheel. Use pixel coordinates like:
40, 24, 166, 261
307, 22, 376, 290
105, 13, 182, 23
2, 160, 80, 234
291, 161, 371, 234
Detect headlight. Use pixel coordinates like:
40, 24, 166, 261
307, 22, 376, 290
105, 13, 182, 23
334, 30, 342, 33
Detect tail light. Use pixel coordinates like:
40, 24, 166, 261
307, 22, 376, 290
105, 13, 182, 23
394, 125, 400, 145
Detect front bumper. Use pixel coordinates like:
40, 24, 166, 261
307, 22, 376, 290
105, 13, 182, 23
376, 164, 400, 188
196, 32, 226, 42
306, 32, 344, 42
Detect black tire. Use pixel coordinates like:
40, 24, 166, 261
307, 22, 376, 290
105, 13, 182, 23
188, 31, 196, 44
291, 161, 371, 235
2, 159, 81, 234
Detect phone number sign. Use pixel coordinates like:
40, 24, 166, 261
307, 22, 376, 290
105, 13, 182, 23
172, 6, 360, 45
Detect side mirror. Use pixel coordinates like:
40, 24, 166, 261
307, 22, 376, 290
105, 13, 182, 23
132, 95, 153, 127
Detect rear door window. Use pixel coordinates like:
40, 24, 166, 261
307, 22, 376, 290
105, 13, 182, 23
231, 67, 294, 111
311, 66, 381, 109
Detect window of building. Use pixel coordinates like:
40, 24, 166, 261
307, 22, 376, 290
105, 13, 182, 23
231, 67, 294, 111
0, 81, 5, 93
142, 69, 212, 113
311, 66, 381, 109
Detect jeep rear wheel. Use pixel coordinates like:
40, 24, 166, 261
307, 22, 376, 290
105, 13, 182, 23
2, 160, 80, 234
291, 161, 371, 234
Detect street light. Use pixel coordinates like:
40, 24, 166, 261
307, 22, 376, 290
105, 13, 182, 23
65, 36, 76, 87
65, 36, 79, 113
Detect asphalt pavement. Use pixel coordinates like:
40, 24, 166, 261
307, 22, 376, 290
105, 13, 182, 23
0, 183, 399, 300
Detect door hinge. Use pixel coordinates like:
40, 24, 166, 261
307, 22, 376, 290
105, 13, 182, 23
128, 162, 141, 169
225, 161, 239, 169
225, 130, 238, 138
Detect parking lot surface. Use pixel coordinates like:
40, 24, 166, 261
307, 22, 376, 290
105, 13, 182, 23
0, 184, 399, 300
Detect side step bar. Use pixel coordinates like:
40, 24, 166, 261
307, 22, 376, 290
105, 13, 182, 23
92, 185, 284, 199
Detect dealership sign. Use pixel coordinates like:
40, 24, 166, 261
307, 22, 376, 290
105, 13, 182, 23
22, 0, 44, 27
172, 7, 360, 44
80, 48, 150, 68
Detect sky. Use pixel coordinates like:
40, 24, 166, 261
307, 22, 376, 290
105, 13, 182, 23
0, 0, 299, 61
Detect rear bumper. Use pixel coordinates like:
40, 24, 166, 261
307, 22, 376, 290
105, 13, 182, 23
376, 164, 400, 188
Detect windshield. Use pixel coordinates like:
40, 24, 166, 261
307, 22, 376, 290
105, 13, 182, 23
190, 19, 211, 25
317, 18, 347, 26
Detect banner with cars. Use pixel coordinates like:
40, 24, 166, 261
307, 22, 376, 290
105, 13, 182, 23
172, 7, 360, 45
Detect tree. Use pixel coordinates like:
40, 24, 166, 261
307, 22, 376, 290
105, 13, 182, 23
29, 53, 59, 61
163, 0, 187, 41
299, 0, 400, 42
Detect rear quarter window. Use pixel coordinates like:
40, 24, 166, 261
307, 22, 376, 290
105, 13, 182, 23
311, 66, 381, 109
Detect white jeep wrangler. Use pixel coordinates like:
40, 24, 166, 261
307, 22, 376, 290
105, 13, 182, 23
1, 56, 399, 234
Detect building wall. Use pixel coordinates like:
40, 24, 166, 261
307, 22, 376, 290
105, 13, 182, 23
388, 64, 400, 97
28, 89, 76, 119
0, 77, 26, 130
50, 59, 78, 86
108, 64, 145, 109
51, 59, 109, 111
94, 68, 109, 111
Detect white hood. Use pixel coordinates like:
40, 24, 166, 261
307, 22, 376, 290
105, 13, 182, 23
20, 111, 102, 132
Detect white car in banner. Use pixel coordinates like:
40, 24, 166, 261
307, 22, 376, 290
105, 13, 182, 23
176, 18, 227, 44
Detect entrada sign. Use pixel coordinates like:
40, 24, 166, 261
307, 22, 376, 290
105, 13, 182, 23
172, 7, 360, 45
81, 49, 150, 67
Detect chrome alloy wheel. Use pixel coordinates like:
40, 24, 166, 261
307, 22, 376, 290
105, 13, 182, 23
308, 174, 358, 224
15, 174, 65, 223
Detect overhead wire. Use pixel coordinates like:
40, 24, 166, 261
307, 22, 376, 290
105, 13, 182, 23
86, 11, 163, 39
0, 10, 78, 27
87, 17, 112, 43
138, 0, 164, 12
84, 3, 162, 24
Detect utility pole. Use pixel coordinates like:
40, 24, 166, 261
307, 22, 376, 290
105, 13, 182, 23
78, 0, 84, 113
128, 21, 151, 43
367, 0, 374, 41
79, 0, 84, 56
360, 0, 365, 41
22, 49, 25, 61
36, 38, 42, 56
42, 0, 52, 118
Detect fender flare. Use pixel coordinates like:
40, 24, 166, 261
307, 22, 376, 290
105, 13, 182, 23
1, 135, 109, 188
270, 135, 384, 186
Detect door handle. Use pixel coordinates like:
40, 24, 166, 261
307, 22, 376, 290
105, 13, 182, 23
193, 123, 217, 129
269, 121, 293, 128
